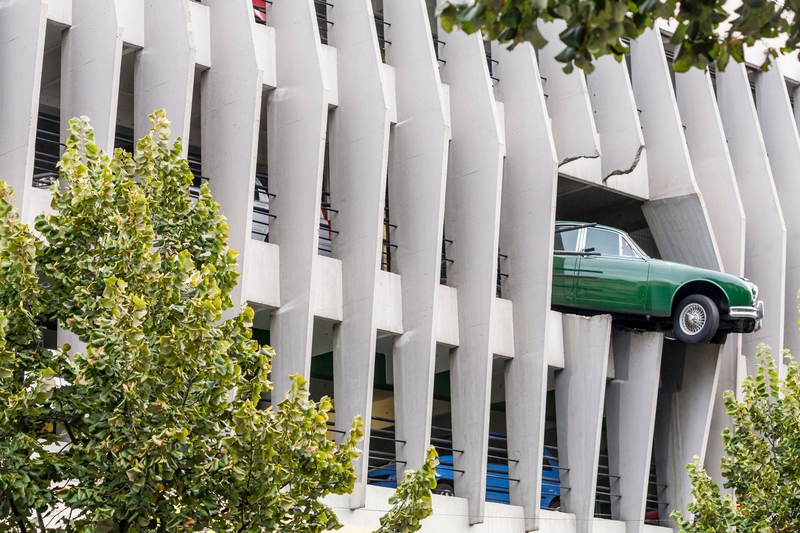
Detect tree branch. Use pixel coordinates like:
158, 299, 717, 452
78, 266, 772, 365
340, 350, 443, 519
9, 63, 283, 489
7, 495, 29, 533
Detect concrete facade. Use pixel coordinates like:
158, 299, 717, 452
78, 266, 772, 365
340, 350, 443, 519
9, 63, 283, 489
5, 2, 800, 533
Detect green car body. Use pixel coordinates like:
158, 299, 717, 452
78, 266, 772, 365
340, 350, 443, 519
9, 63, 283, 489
552, 222, 763, 339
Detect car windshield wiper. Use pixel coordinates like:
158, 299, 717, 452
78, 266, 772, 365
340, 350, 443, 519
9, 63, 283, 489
555, 222, 597, 234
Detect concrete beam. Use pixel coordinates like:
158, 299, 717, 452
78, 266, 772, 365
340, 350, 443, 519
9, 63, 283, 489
493, 41, 558, 532
586, 55, 646, 190
384, 0, 450, 480
0, 0, 47, 217
755, 64, 800, 361
438, 26, 505, 525
201, 0, 262, 314
555, 313, 613, 533
717, 63, 786, 371
133, 0, 196, 153
326, 0, 392, 509
61, 0, 123, 151
631, 29, 720, 271
654, 342, 722, 530
268, 0, 329, 399
537, 20, 601, 165
605, 329, 664, 533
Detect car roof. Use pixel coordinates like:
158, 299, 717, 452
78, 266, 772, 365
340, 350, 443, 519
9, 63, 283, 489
555, 220, 625, 233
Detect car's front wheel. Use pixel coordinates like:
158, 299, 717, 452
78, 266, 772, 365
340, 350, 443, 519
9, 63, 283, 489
673, 295, 719, 344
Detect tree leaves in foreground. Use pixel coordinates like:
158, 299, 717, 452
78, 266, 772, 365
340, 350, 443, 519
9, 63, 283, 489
0, 110, 437, 533
673, 345, 800, 532
437, 0, 797, 74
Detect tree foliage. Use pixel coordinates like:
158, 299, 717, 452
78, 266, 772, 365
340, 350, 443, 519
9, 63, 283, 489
673, 345, 800, 532
437, 0, 798, 73
0, 111, 437, 533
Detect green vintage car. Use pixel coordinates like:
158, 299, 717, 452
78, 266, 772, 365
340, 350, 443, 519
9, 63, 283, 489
552, 222, 763, 344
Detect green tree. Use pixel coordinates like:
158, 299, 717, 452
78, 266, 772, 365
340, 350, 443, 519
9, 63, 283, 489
437, 0, 797, 74
673, 345, 800, 532
0, 111, 436, 533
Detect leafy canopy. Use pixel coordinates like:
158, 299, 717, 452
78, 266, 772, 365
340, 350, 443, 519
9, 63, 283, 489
674, 345, 800, 532
0, 110, 437, 533
437, 0, 797, 73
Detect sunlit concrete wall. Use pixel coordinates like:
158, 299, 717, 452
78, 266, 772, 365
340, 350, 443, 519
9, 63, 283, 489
5, 1, 800, 532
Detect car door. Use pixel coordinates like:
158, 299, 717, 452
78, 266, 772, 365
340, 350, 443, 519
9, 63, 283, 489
552, 225, 582, 307
575, 228, 650, 313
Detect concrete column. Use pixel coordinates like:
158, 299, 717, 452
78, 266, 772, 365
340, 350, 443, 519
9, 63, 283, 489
675, 68, 746, 487
267, 0, 329, 398
61, 0, 123, 151
133, 0, 196, 152
438, 27, 505, 525
493, 42, 558, 532
327, 0, 391, 509
586, 55, 646, 187
654, 342, 722, 530
755, 64, 800, 360
630, 29, 721, 271
0, 0, 47, 217
384, 0, 450, 477
555, 313, 612, 533
537, 21, 601, 164
201, 0, 262, 314
605, 329, 664, 533
717, 63, 786, 371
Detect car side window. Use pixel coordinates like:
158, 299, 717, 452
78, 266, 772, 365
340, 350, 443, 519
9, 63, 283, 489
620, 237, 637, 257
554, 227, 580, 252
584, 228, 620, 256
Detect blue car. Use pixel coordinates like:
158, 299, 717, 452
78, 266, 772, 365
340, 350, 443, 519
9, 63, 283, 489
368, 447, 561, 510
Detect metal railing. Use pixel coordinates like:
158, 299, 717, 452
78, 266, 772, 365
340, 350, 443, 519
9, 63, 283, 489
440, 231, 453, 284
374, 14, 390, 58
315, 0, 333, 45
432, 32, 446, 65
33, 114, 62, 188
382, 195, 397, 271
486, 53, 499, 83
496, 253, 508, 298
594, 452, 621, 519
252, 172, 276, 242
319, 190, 337, 256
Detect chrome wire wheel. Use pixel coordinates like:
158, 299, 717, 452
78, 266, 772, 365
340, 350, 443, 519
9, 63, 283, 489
679, 303, 706, 336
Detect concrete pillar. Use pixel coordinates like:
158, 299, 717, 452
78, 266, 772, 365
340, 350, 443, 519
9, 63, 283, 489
327, 0, 392, 509
555, 313, 612, 533
654, 341, 722, 530
61, 0, 123, 151
268, 0, 329, 398
493, 42, 558, 532
586, 55, 646, 189
384, 0, 450, 476
537, 21, 601, 165
605, 329, 664, 533
674, 67, 746, 487
0, 0, 47, 217
630, 29, 721, 271
755, 64, 800, 361
717, 63, 786, 371
201, 0, 263, 314
133, 0, 196, 152
438, 26, 505, 525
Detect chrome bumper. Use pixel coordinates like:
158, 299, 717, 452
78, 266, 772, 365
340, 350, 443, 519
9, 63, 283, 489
729, 300, 764, 331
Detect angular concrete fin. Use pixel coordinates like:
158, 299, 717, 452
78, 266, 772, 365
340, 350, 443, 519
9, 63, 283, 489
605, 329, 664, 533
494, 41, 558, 532
537, 20, 601, 165
556, 313, 613, 533
268, 0, 330, 400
